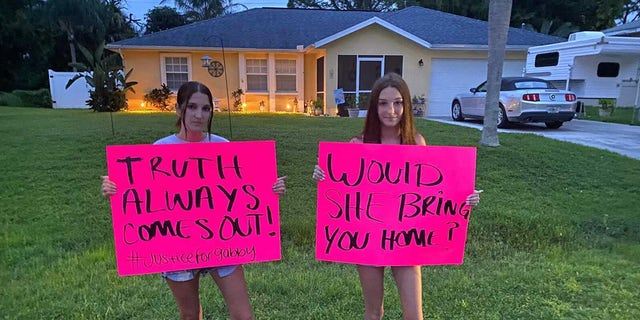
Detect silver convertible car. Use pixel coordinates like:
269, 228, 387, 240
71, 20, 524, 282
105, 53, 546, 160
451, 77, 577, 129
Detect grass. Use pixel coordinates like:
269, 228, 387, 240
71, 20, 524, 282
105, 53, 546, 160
579, 105, 640, 125
1, 107, 639, 319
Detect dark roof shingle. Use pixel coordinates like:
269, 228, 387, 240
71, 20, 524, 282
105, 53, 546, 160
109, 7, 562, 49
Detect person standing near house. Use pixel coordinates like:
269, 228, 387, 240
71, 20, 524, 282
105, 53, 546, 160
312, 73, 481, 320
101, 81, 287, 320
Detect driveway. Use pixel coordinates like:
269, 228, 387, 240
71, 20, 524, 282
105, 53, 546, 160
428, 116, 640, 160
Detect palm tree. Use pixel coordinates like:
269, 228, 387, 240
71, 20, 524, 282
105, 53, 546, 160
66, 41, 137, 112
480, 0, 513, 147
46, 0, 103, 71
163, 0, 248, 22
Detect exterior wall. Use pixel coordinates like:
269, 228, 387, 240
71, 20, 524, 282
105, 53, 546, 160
120, 49, 304, 112
120, 49, 240, 111
322, 24, 428, 116
304, 50, 325, 112
572, 55, 639, 99
320, 24, 525, 116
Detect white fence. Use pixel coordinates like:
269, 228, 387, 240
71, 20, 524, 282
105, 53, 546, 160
48, 69, 91, 109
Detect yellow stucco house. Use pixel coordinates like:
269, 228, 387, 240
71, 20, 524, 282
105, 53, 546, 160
107, 6, 562, 116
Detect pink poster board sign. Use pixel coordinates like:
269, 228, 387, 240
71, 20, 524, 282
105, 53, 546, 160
316, 142, 476, 266
106, 141, 281, 276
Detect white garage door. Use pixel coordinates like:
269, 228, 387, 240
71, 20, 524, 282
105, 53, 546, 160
428, 59, 525, 116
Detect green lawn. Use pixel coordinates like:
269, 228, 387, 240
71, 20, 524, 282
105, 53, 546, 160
1, 107, 639, 319
579, 106, 640, 125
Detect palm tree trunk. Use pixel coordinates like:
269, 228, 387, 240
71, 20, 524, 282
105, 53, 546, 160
65, 27, 77, 72
480, 0, 512, 147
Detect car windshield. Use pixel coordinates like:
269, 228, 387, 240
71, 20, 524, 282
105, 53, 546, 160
513, 81, 555, 89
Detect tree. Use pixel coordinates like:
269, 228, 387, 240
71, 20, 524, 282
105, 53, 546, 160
0, 0, 53, 91
287, 0, 399, 11
522, 19, 579, 38
46, 0, 104, 71
144, 6, 188, 34
480, 0, 512, 147
100, 0, 137, 42
621, 0, 640, 23
163, 0, 248, 22
66, 41, 138, 112
417, 0, 632, 36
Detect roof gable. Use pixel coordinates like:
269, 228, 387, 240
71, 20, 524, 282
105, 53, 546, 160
312, 16, 433, 48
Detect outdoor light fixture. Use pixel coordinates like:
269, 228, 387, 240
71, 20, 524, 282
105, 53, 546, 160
201, 55, 211, 67
418, 59, 424, 67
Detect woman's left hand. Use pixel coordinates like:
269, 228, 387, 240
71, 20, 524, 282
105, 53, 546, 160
272, 176, 287, 195
466, 189, 483, 206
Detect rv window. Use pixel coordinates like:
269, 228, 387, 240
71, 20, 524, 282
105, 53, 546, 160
534, 52, 559, 67
597, 62, 620, 78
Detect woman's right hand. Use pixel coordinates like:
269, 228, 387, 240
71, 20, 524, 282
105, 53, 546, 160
312, 164, 325, 181
101, 176, 117, 197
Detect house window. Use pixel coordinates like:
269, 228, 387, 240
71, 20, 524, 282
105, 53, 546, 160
246, 59, 267, 92
161, 55, 190, 91
534, 52, 559, 67
384, 55, 403, 75
338, 55, 404, 92
276, 59, 296, 92
338, 55, 357, 91
316, 57, 324, 96
597, 62, 620, 77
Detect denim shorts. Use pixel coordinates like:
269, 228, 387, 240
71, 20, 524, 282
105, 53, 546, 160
161, 265, 238, 282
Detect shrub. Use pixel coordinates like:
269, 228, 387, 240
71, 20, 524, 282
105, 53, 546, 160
13, 89, 52, 108
0, 92, 23, 107
144, 84, 173, 111
231, 88, 244, 111
66, 41, 137, 112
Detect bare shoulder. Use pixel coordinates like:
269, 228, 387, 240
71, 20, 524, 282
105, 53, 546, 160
414, 133, 427, 146
349, 136, 364, 143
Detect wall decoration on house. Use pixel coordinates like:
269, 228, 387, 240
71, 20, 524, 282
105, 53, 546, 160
208, 61, 224, 77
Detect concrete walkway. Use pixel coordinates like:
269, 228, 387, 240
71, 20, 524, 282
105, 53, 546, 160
428, 116, 640, 160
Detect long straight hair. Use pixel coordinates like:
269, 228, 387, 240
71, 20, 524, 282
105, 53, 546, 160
362, 73, 417, 145
175, 81, 213, 138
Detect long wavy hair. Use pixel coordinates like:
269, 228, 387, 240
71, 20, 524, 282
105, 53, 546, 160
361, 73, 417, 145
175, 81, 213, 137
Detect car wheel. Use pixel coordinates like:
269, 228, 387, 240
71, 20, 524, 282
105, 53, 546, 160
545, 121, 563, 129
451, 101, 464, 121
497, 105, 509, 128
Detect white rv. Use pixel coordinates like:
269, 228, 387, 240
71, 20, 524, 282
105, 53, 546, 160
524, 31, 640, 108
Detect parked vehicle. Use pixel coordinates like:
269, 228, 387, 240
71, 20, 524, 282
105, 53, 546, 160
525, 31, 640, 108
451, 77, 577, 129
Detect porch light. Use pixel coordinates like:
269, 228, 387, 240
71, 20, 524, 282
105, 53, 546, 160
201, 55, 212, 68
418, 59, 424, 67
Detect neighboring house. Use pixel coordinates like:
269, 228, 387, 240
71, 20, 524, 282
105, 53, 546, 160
106, 6, 562, 116
602, 19, 640, 37
524, 31, 640, 107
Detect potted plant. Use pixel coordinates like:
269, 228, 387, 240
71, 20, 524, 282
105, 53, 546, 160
598, 98, 615, 117
412, 94, 426, 117
357, 93, 369, 117
345, 94, 359, 117
312, 99, 324, 116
